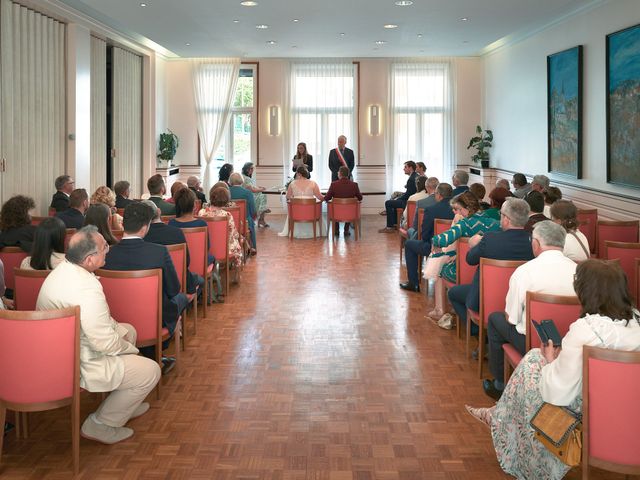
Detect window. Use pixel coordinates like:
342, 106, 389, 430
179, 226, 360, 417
389, 62, 452, 191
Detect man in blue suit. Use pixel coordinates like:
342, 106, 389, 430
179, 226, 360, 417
379, 161, 418, 233
452, 169, 470, 196
447, 198, 534, 337
229, 172, 257, 253
400, 183, 455, 292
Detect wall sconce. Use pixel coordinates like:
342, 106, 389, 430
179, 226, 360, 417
269, 105, 279, 136
369, 104, 381, 136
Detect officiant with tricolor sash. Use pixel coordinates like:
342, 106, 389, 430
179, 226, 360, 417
328, 135, 355, 182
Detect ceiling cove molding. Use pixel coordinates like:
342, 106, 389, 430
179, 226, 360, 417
480, 0, 607, 57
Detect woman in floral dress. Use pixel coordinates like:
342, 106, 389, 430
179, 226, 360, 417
241, 162, 270, 227
198, 186, 242, 270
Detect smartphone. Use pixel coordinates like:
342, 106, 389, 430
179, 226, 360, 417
532, 319, 562, 348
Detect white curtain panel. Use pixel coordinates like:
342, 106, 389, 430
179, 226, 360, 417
112, 47, 142, 197
0, 0, 65, 214
90, 36, 107, 193
191, 58, 240, 194
386, 60, 455, 195
289, 60, 356, 188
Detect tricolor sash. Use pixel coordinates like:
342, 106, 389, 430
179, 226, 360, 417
335, 148, 348, 168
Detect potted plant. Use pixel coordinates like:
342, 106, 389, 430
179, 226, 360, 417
467, 125, 493, 168
157, 130, 179, 167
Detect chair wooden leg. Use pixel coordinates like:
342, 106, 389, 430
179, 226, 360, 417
466, 312, 471, 359
0, 406, 6, 462
355, 221, 359, 241
478, 324, 485, 378
192, 292, 198, 334
201, 272, 208, 318
503, 352, 512, 383
155, 338, 162, 400
313, 221, 316, 239
225, 263, 230, 296
22, 412, 28, 439
72, 394, 80, 475
174, 320, 181, 373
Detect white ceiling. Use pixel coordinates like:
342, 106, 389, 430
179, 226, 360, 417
57, 0, 601, 58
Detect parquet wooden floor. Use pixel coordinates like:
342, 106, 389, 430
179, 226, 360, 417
1, 216, 623, 479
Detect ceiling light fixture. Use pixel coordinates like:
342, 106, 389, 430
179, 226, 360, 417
461, 17, 469, 21
293, 19, 299, 22
394, 0, 413, 6
375, 40, 386, 45
384, 24, 398, 29
185, 43, 190, 46
240, 0, 258, 6
233, 19, 240, 23
139, 2, 147, 6
340, 32, 345, 37
417, 33, 423, 38
266, 40, 276, 45
256, 24, 269, 29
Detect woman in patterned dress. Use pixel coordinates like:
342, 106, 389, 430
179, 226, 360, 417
241, 162, 271, 228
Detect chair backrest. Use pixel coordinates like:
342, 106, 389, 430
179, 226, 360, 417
97, 268, 162, 344
456, 237, 475, 285
597, 220, 639, 259
405, 201, 417, 229
0, 247, 30, 290
221, 206, 242, 235
64, 229, 76, 251
0, 306, 79, 405
330, 198, 360, 222
289, 198, 319, 222
434, 218, 452, 236
182, 227, 208, 277
582, 346, 640, 475
234, 199, 247, 234
30, 216, 48, 226
417, 208, 424, 240
636, 259, 640, 309
603, 241, 640, 300
201, 216, 229, 262
525, 292, 581, 351
479, 258, 527, 326
161, 215, 175, 224
166, 243, 187, 294
116, 208, 125, 217
13, 269, 51, 311
577, 209, 598, 254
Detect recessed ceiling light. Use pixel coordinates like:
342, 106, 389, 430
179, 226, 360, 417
340, 32, 345, 37
384, 24, 398, 29
463, 40, 469, 44
420, 49, 424, 53
233, 19, 240, 23
266, 40, 276, 45
375, 40, 386, 45
240, 0, 257, 6
417, 33, 423, 38
461, 17, 469, 21
292, 45, 298, 48
394, 0, 413, 6
256, 24, 269, 29
185, 43, 190, 46
139, 2, 147, 6
293, 19, 299, 22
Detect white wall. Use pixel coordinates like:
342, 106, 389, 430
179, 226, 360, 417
484, 0, 640, 200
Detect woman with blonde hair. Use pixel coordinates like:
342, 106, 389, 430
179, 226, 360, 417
90, 186, 122, 230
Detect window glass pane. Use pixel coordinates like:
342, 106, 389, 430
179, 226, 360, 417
294, 76, 353, 109
234, 75, 254, 108
422, 113, 444, 180
233, 113, 252, 172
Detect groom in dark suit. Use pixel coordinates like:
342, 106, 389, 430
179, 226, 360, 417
328, 135, 355, 182
379, 161, 418, 233
324, 166, 363, 236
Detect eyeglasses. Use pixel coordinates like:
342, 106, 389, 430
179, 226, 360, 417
500, 212, 511, 220
84, 243, 109, 260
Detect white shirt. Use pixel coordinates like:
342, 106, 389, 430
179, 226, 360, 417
505, 249, 578, 334
540, 313, 640, 405
563, 229, 590, 262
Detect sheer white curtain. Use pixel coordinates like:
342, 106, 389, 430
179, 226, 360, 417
0, 0, 65, 214
90, 36, 107, 192
386, 60, 455, 195
289, 61, 356, 188
191, 58, 240, 193
112, 47, 142, 197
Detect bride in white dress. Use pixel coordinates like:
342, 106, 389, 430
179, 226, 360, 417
278, 166, 326, 238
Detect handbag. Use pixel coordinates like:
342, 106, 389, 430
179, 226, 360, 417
530, 402, 582, 466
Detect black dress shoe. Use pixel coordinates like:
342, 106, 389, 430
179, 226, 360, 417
399, 282, 420, 293
161, 356, 176, 375
344, 229, 351, 237
483, 379, 503, 401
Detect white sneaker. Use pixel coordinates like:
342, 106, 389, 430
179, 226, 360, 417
81, 416, 134, 444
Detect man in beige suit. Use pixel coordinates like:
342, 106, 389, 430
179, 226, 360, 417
36, 225, 160, 444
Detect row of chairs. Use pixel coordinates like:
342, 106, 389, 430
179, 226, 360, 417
286, 198, 362, 240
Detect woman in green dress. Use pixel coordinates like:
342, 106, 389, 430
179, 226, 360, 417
484, 186, 514, 221
241, 162, 270, 227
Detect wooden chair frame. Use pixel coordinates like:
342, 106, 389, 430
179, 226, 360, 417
166, 243, 197, 348
398, 200, 417, 261
287, 198, 322, 239
181, 226, 211, 318
328, 198, 361, 240
577, 209, 598, 255
596, 219, 639, 258
200, 216, 231, 296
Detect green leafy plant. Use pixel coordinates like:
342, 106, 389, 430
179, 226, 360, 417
157, 130, 179, 163
467, 125, 493, 165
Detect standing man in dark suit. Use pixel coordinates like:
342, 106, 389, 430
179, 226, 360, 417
447, 198, 534, 338
328, 135, 355, 182
400, 183, 454, 292
379, 161, 418, 233
56, 188, 88, 229
324, 166, 363, 237
114, 180, 135, 209
50, 175, 74, 212
103, 202, 188, 374
147, 174, 176, 215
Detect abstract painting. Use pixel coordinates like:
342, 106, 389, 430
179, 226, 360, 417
547, 46, 582, 178
607, 23, 640, 188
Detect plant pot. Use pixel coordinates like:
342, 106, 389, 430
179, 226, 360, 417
480, 160, 490, 169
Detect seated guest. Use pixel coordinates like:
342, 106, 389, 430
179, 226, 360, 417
167, 189, 214, 266
187, 176, 207, 204
56, 189, 88, 229
416, 161, 427, 176
113, 180, 134, 209
523, 190, 548, 233
84, 203, 119, 246
166, 181, 187, 204
0, 195, 37, 252
400, 183, 454, 292
466, 259, 640, 480
37, 226, 160, 444
142, 200, 204, 295
229, 172, 257, 253
324, 165, 363, 237
379, 161, 418, 233
469, 183, 490, 210
452, 169, 470, 196
550, 199, 590, 262
50, 175, 74, 212
20, 216, 66, 270
495, 178, 511, 192
0, 259, 8, 309
543, 185, 562, 217
401, 175, 429, 228
199, 187, 243, 272
484, 187, 514, 221
91, 186, 122, 230
531, 174, 550, 193
104, 202, 188, 372
407, 176, 439, 239
241, 163, 270, 228
147, 174, 176, 215
448, 198, 534, 337
483, 221, 577, 400
212, 181, 230, 192
219, 163, 234, 185
511, 173, 531, 199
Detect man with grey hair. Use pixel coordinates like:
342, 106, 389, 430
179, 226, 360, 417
447, 198, 534, 348
531, 174, 550, 193
452, 169, 470, 196
114, 180, 134, 209
408, 176, 439, 239
511, 173, 532, 199
495, 178, 511, 192
50, 174, 74, 212
229, 172, 257, 252
483, 220, 577, 400
36, 226, 161, 444
187, 176, 206, 204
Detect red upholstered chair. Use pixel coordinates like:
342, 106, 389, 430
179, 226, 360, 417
582, 346, 640, 479
503, 292, 581, 382
64, 229, 76, 252
166, 243, 197, 348
602, 241, 640, 301
434, 218, 452, 236
182, 226, 212, 318
222, 205, 247, 261
0, 247, 29, 291
288, 198, 322, 239
13, 269, 51, 311
467, 258, 526, 378
398, 200, 417, 261
0, 306, 81, 474
441, 237, 474, 339
577, 209, 598, 255
233, 199, 248, 238
328, 198, 361, 240
30, 216, 48, 226
201, 216, 231, 295
193, 200, 202, 216
112, 229, 124, 241
161, 215, 175, 224
97, 268, 177, 398
596, 220, 639, 259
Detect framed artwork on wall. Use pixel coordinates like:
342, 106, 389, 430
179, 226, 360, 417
547, 45, 583, 178
607, 23, 640, 188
